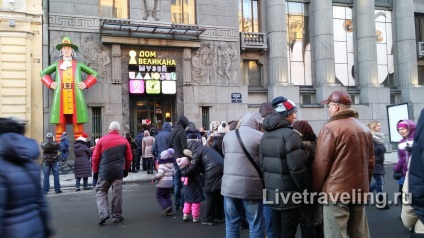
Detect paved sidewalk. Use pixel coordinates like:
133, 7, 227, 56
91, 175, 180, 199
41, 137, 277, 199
43, 152, 400, 190
42, 169, 155, 190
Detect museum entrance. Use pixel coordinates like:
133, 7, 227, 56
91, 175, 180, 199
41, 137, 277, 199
130, 95, 175, 135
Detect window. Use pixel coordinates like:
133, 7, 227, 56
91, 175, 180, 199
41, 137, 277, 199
286, 2, 311, 86
243, 60, 262, 87
239, 0, 259, 32
100, 0, 128, 19
415, 14, 424, 42
201, 107, 210, 130
91, 107, 102, 141
418, 65, 424, 85
171, 0, 196, 24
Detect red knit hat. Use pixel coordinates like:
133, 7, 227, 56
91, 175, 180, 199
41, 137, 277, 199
82, 133, 88, 138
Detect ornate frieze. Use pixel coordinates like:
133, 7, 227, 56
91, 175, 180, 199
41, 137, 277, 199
199, 26, 238, 42
49, 14, 100, 33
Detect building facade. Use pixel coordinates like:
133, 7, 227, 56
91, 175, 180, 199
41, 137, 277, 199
40, 0, 424, 145
0, 0, 43, 140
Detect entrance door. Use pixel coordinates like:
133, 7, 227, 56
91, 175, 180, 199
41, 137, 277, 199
131, 95, 174, 134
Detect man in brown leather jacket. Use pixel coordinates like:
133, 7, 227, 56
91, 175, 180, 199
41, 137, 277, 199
311, 91, 375, 238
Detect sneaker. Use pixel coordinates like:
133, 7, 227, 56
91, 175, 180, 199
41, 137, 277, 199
201, 220, 216, 226
183, 214, 190, 222
193, 217, 201, 223
161, 207, 173, 216
98, 215, 110, 225
113, 217, 124, 223
75, 188, 81, 191
215, 218, 224, 223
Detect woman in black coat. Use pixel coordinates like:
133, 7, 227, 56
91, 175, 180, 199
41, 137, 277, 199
73, 137, 92, 191
367, 121, 389, 209
184, 140, 224, 225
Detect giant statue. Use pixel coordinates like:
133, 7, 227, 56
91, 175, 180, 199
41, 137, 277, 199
41, 36, 98, 140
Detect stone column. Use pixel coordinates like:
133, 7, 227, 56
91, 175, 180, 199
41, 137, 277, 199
183, 48, 192, 85
311, 0, 339, 102
394, 0, 422, 117
354, 0, 378, 87
266, 0, 299, 101
394, 0, 418, 88
108, 44, 124, 134
266, 0, 288, 86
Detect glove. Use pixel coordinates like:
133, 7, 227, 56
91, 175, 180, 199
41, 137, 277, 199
93, 173, 98, 181
405, 144, 412, 153
393, 171, 402, 180
123, 170, 129, 178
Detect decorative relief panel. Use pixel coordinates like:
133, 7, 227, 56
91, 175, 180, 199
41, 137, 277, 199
200, 27, 238, 42
192, 41, 238, 85
49, 14, 100, 32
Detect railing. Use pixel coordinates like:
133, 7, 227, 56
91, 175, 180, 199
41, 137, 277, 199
240, 32, 268, 51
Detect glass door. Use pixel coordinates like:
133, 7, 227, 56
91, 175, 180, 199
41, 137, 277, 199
131, 96, 174, 134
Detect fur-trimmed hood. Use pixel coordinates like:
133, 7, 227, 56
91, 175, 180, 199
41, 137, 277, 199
328, 108, 358, 123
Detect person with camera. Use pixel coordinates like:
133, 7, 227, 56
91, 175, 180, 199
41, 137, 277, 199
393, 119, 416, 202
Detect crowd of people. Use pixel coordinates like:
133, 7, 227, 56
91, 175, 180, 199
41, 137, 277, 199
3, 90, 424, 237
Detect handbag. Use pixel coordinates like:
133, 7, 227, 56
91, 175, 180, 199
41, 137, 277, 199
235, 129, 265, 187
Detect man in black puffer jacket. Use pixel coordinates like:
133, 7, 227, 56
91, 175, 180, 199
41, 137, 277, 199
41, 132, 62, 195
260, 96, 308, 238
184, 140, 224, 225
168, 115, 189, 211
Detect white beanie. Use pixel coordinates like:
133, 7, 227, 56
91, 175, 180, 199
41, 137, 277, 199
109, 121, 120, 131
218, 121, 229, 134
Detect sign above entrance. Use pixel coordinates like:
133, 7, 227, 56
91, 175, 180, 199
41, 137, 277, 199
128, 50, 177, 95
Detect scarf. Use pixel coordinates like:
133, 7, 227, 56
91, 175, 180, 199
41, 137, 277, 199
59, 57, 73, 70
372, 131, 384, 144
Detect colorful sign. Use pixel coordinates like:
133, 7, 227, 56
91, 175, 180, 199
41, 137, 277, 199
129, 80, 144, 94
145, 80, 161, 94
128, 50, 176, 95
162, 81, 176, 94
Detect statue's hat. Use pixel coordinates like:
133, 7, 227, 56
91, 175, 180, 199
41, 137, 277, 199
56, 36, 78, 51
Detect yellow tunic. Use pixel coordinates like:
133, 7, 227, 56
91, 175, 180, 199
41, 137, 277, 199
62, 67, 74, 114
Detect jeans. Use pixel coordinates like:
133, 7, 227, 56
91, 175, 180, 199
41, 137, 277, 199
370, 174, 384, 193
263, 204, 273, 238
60, 150, 69, 161
43, 162, 61, 194
76, 177, 88, 189
224, 196, 264, 238
173, 164, 184, 208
